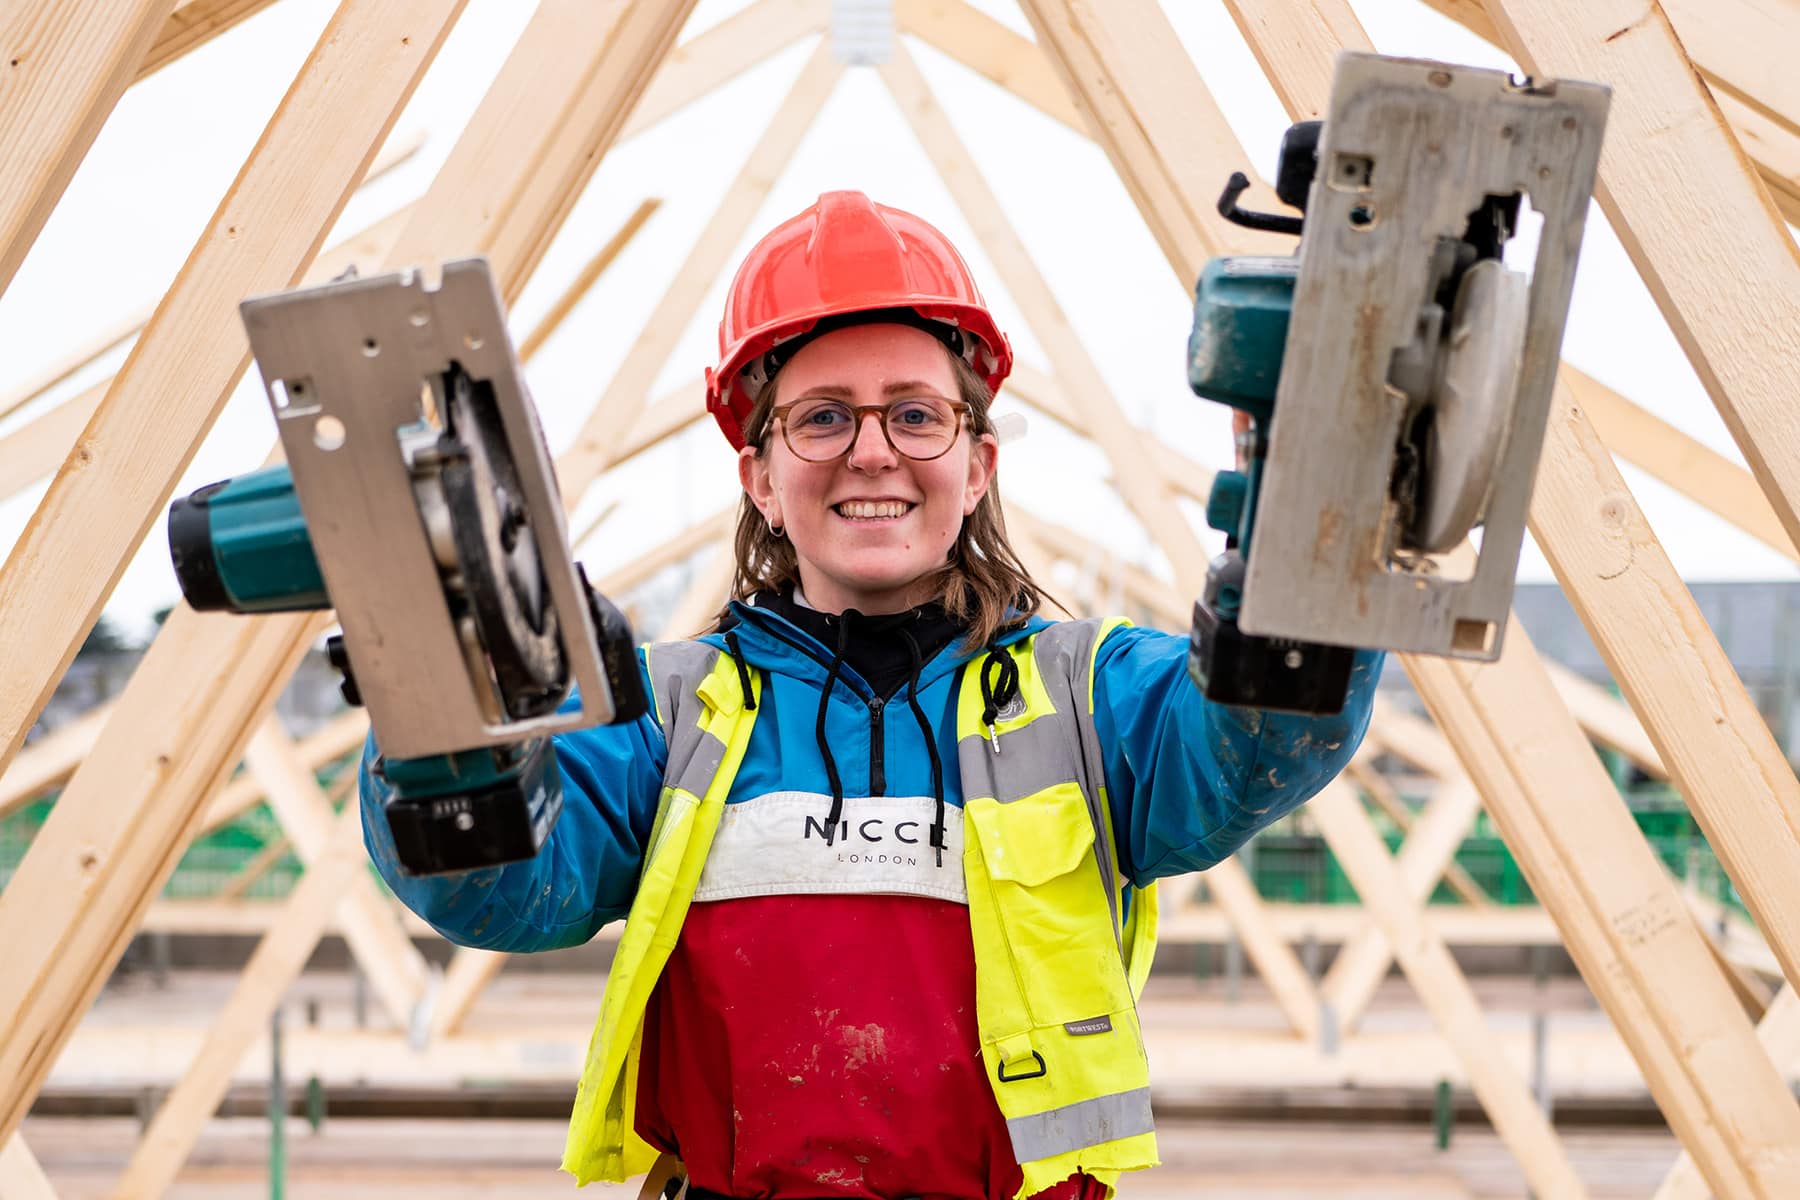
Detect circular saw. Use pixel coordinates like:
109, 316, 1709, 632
166, 258, 652, 874
1188, 54, 1609, 709
171, 257, 645, 762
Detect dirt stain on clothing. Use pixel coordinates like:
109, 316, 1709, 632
836, 1022, 889, 1071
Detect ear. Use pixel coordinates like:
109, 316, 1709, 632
739, 444, 781, 528
963, 431, 998, 516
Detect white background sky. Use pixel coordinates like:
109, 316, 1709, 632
0, 0, 1793, 643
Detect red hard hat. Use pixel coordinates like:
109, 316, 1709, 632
705, 191, 1013, 450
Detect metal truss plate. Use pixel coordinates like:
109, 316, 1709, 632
1240, 53, 1609, 660
242, 258, 613, 758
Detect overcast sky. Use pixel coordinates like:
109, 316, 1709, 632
0, 0, 1792, 643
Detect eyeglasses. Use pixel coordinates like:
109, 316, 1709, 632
769, 395, 972, 463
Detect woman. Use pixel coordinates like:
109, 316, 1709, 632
362, 192, 1381, 1200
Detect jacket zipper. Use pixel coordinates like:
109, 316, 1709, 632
868, 697, 885, 796
729, 615, 890, 796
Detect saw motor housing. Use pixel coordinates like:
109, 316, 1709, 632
168, 259, 646, 875
1187, 53, 1609, 714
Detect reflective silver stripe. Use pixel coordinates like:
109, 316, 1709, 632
645, 640, 719, 731
1005, 1086, 1156, 1163
670, 727, 728, 801
1031, 618, 1112, 805
956, 717, 1083, 804
646, 641, 726, 798
1029, 620, 1119, 929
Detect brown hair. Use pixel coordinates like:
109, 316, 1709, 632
709, 347, 1051, 649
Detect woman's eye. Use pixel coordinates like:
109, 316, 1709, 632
803, 405, 848, 426
892, 401, 940, 426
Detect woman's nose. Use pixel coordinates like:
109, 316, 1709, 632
845, 410, 897, 471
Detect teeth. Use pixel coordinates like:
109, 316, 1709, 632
836, 500, 911, 519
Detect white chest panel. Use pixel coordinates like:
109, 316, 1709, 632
693, 791, 967, 905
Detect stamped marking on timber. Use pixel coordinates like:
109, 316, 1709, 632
1611, 894, 1681, 948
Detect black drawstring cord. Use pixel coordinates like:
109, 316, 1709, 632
816, 613, 852, 844
899, 629, 947, 868
724, 631, 755, 710
978, 644, 1021, 753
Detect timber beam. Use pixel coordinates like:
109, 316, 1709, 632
0, 0, 699, 1147
1310, 783, 1584, 1197
0, 3, 175, 299
116, 806, 368, 1197
243, 723, 430, 1029
1415, 631, 1800, 1196
0, 198, 413, 512
620, 0, 824, 141
0, 1133, 54, 1200
0, 130, 423, 431
1419, 0, 1800, 218
901, 0, 1796, 570
0, 2, 465, 771
139, 0, 283, 81
1560, 366, 1797, 563
1477, 0, 1800, 555
556, 41, 844, 507
1017, 1, 1800, 1190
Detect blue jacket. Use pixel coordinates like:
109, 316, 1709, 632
360, 602, 1382, 951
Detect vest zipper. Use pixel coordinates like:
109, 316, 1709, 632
867, 696, 885, 795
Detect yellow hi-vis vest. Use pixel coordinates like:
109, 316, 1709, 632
562, 618, 1160, 1198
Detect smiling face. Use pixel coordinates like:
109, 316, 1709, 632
738, 322, 998, 615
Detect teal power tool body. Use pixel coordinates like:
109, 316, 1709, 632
1186, 121, 1357, 715
168, 260, 645, 876
1184, 54, 1610, 715
169, 465, 327, 613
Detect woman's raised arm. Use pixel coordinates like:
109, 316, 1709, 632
1091, 624, 1382, 884
358, 650, 669, 953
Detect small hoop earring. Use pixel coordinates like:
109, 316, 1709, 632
768, 519, 785, 539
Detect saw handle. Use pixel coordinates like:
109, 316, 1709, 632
1215, 120, 1321, 239
1217, 173, 1303, 237
1188, 590, 1355, 717
379, 738, 563, 876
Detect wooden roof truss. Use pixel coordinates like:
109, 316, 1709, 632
1, 1, 1798, 1195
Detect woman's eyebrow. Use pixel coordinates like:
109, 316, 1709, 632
883, 379, 950, 396
792, 380, 952, 400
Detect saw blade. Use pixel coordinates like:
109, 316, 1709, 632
1407, 259, 1529, 554
436, 366, 567, 719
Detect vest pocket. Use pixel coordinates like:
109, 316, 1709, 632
965, 784, 1134, 1028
